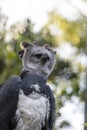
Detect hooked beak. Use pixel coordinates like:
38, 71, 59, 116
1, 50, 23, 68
41, 54, 49, 62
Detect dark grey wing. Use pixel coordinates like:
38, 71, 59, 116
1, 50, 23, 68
42, 85, 55, 130
0, 76, 21, 130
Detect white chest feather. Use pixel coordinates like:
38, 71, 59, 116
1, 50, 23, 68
16, 88, 50, 130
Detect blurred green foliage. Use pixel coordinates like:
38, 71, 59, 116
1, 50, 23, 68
0, 9, 87, 130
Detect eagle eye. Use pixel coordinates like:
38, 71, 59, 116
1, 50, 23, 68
35, 53, 42, 58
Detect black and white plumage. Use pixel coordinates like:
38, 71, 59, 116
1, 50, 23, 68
0, 42, 56, 130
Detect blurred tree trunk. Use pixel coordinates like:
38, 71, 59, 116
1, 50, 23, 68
84, 36, 87, 130
84, 69, 87, 130
84, 16, 87, 130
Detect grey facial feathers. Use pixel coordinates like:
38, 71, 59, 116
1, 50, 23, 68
18, 41, 56, 79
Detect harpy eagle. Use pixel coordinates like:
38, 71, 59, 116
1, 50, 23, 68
0, 41, 56, 130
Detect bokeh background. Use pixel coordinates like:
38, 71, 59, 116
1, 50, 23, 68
0, 0, 87, 130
